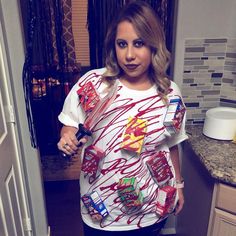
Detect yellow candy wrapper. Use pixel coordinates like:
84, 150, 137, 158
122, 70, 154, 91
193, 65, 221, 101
121, 117, 147, 154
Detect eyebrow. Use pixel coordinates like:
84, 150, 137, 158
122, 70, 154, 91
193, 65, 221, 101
116, 38, 143, 42
133, 38, 144, 42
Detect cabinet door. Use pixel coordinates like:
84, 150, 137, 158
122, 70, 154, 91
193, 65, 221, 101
211, 208, 236, 236
216, 184, 236, 214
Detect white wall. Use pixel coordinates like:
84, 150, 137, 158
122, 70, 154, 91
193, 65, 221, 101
173, 0, 236, 85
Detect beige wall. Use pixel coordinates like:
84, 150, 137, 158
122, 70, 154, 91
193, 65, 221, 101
72, 0, 90, 67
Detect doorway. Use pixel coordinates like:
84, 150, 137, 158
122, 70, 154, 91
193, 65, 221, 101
18, 0, 177, 235
44, 180, 84, 236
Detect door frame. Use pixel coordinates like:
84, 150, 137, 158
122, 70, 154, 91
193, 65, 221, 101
0, 0, 48, 235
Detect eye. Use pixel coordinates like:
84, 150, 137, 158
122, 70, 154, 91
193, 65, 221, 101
116, 40, 127, 48
134, 39, 145, 48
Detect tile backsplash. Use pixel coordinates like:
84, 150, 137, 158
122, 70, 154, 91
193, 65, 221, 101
182, 38, 236, 124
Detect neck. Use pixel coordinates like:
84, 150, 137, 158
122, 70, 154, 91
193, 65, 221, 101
119, 77, 153, 91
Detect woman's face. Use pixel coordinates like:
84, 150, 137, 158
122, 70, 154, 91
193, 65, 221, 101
115, 21, 152, 83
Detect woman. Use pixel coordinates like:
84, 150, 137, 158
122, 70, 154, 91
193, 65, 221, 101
57, 1, 188, 236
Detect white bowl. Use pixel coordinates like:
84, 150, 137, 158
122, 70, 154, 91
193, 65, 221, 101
203, 107, 236, 140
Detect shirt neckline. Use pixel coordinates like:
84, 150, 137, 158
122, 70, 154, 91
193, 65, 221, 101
118, 80, 156, 94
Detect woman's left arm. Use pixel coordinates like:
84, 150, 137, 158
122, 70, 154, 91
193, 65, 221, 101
170, 145, 184, 215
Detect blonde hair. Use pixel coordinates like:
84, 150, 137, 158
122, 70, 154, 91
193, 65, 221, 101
102, 1, 171, 98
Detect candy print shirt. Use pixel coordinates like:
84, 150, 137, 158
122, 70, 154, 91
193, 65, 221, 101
58, 68, 188, 231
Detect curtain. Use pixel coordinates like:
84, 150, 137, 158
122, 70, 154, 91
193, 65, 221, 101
22, 0, 79, 153
87, 0, 175, 69
87, 0, 125, 69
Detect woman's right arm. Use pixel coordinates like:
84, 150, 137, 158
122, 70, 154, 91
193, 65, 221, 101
57, 125, 87, 156
57, 69, 106, 155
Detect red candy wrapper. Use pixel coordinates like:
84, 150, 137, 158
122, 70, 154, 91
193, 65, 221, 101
146, 151, 173, 186
156, 186, 176, 217
82, 191, 109, 221
82, 145, 105, 180
77, 81, 100, 113
164, 96, 186, 134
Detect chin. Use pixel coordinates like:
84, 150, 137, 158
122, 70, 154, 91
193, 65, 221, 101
124, 71, 141, 79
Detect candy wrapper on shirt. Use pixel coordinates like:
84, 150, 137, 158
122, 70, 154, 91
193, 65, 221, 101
121, 117, 147, 154
77, 81, 101, 113
117, 177, 144, 207
156, 186, 176, 217
164, 96, 186, 134
82, 191, 109, 221
146, 151, 173, 186
82, 145, 105, 180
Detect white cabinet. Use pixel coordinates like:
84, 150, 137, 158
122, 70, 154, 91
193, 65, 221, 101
208, 183, 236, 236
211, 208, 236, 236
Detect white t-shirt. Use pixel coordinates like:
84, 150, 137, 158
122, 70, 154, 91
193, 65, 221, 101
58, 68, 188, 231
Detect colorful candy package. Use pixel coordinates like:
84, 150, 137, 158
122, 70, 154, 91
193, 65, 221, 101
164, 96, 186, 134
82, 145, 105, 180
117, 177, 144, 207
146, 151, 173, 186
156, 185, 176, 217
82, 191, 109, 221
121, 117, 147, 154
77, 81, 100, 113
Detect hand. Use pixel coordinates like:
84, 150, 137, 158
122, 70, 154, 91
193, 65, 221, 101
174, 188, 184, 215
57, 126, 87, 156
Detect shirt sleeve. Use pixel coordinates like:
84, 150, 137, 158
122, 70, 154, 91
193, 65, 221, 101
58, 84, 85, 128
166, 81, 189, 148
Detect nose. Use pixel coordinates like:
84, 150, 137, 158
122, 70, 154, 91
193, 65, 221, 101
126, 45, 135, 61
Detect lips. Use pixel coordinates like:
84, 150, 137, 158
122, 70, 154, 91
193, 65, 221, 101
125, 64, 139, 70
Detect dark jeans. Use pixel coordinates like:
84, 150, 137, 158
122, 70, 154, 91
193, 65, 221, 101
83, 219, 167, 236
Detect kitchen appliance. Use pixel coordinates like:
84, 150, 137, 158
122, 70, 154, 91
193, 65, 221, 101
203, 107, 236, 140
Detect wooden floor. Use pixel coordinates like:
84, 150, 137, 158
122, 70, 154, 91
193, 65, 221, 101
44, 180, 84, 236
44, 180, 177, 236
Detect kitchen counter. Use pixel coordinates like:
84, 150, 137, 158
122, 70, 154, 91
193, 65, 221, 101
185, 125, 236, 186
